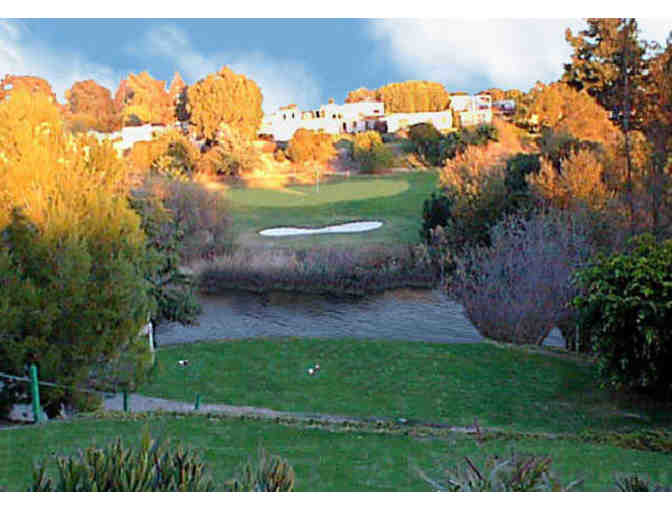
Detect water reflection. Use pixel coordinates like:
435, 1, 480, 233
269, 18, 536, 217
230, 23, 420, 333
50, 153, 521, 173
156, 288, 566, 348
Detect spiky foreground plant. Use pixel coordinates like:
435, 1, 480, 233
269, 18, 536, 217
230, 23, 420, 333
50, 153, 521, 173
30, 427, 214, 491
227, 447, 295, 492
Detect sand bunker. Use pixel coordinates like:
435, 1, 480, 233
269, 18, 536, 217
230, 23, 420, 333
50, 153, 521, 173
259, 221, 383, 237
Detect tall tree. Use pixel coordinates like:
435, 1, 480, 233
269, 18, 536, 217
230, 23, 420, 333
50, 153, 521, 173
168, 72, 187, 124
637, 36, 672, 242
65, 79, 120, 132
186, 66, 263, 141
344, 81, 451, 113
562, 18, 650, 132
114, 71, 173, 126
0, 74, 59, 105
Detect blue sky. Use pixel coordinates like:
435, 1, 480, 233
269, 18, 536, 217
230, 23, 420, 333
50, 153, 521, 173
2, 17, 672, 114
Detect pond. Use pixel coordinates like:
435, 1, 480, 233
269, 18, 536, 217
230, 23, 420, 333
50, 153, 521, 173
155, 288, 566, 348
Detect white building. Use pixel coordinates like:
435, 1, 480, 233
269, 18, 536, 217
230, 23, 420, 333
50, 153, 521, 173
384, 111, 453, 133
449, 95, 493, 126
259, 96, 491, 141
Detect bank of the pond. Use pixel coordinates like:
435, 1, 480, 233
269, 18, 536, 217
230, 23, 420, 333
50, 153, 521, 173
156, 288, 566, 348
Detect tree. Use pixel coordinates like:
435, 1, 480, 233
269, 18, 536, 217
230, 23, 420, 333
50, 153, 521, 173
377, 81, 451, 113
344, 87, 377, 103
114, 71, 173, 126
168, 71, 187, 124
635, 36, 672, 242
344, 81, 451, 113
0, 74, 59, 105
186, 66, 263, 142
0, 89, 154, 417
528, 82, 621, 148
562, 18, 650, 132
65, 79, 121, 132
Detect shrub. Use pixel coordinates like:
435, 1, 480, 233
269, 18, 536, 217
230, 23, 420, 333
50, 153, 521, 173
408, 122, 441, 143
460, 123, 498, 147
227, 448, 295, 492
128, 184, 202, 326
420, 191, 455, 244
407, 123, 458, 167
30, 428, 215, 491
352, 131, 395, 173
503, 153, 541, 198
446, 206, 598, 346
526, 149, 617, 214
417, 451, 582, 491
286, 128, 336, 166
139, 175, 234, 263
569, 233, 672, 399
614, 473, 672, 491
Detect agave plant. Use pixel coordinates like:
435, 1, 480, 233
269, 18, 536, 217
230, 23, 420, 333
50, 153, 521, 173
417, 451, 583, 492
614, 473, 671, 492
227, 447, 295, 492
30, 426, 214, 491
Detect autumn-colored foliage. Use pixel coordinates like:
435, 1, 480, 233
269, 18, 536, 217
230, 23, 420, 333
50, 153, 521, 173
344, 87, 378, 103
0, 89, 154, 416
168, 71, 187, 124
344, 81, 451, 113
65, 79, 121, 132
186, 66, 263, 141
114, 71, 173, 126
126, 128, 200, 179
0, 74, 59, 105
563, 18, 649, 131
529, 82, 621, 148
526, 149, 616, 212
286, 128, 337, 166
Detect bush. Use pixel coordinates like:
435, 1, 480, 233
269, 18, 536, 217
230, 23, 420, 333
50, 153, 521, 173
407, 123, 459, 167
569, 233, 672, 399
408, 122, 441, 143
227, 448, 295, 492
139, 176, 234, 263
503, 153, 541, 198
128, 185, 202, 326
614, 473, 672, 491
446, 206, 598, 346
417, 451, 582, 491
460, 124, 498, 147
30, 428, 215, 491
419, 191, 455, 244
286, 128, 336, 166
352, 131, 395, 173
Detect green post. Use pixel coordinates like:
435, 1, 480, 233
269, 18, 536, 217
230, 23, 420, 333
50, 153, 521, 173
123, 390, 129, 412
195, 394, 201, 410
29, 364, 42, 424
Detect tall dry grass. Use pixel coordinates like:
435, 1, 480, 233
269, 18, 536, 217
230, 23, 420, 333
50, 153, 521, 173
196, 244, 436, 297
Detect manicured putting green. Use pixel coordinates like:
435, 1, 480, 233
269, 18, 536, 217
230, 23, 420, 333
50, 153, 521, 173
227, 177, 409, 208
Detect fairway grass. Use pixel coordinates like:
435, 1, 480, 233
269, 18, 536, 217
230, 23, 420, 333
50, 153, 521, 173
138, 338, 672, 435
226, 171, 438, 250
3, 414, 671, 491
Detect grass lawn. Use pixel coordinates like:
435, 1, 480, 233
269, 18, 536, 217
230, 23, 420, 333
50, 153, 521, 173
2, 414, 671, 491
225, 171, 438, 250
138, 338, 672, 435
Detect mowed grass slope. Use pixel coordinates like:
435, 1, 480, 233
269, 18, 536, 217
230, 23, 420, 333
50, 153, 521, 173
139, 339, 672, 435
2, 414, 672, 491
226, 172, 437, 249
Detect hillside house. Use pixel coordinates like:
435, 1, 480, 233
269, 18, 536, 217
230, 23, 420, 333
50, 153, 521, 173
259, 96, 491, 142
450, 94, 492, 126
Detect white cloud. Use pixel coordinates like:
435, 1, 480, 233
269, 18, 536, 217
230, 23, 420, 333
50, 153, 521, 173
0, 21, 124, 103
134, 24, 322, 114
368, 19, 672, 93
